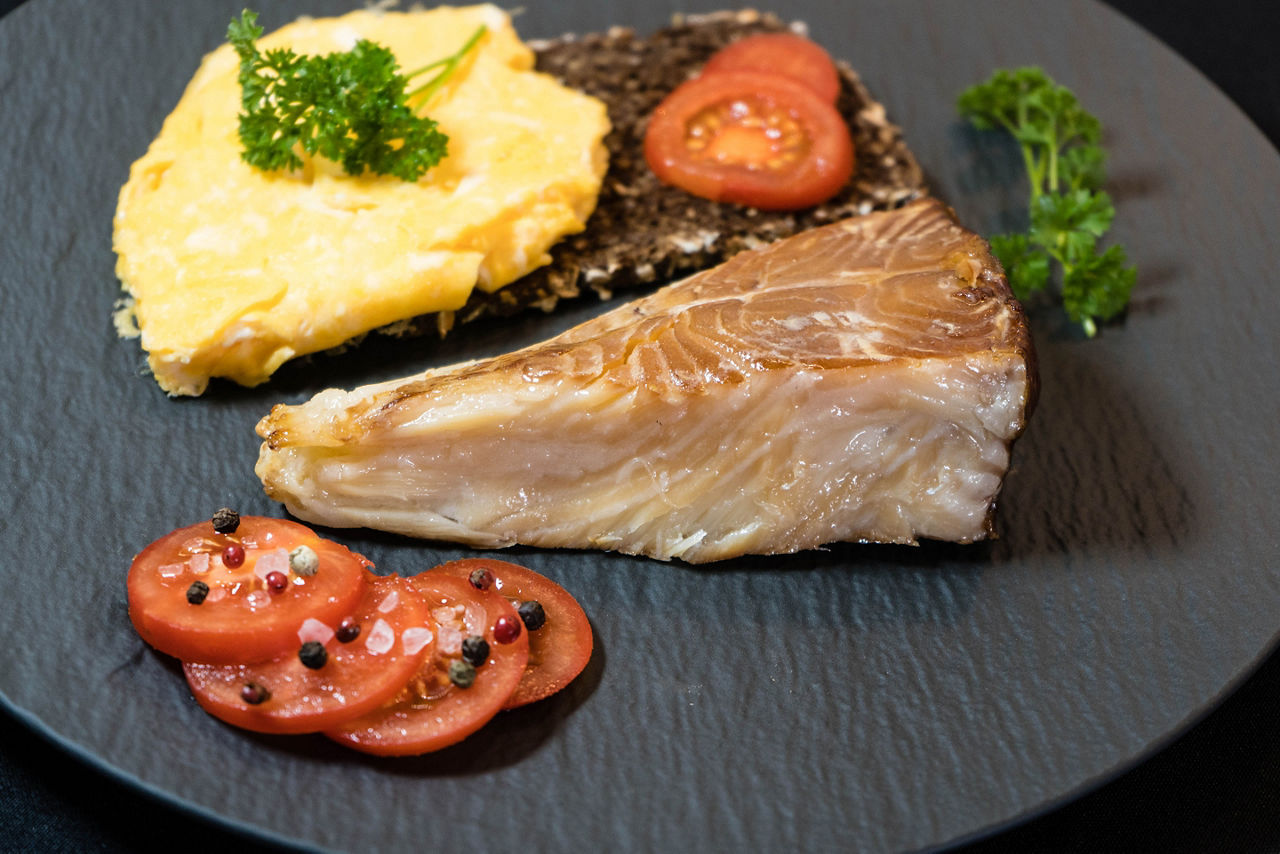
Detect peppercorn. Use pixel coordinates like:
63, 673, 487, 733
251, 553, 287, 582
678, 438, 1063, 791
448, 658, 477, 688
241, 682, 270, 705
298, 640, 328, 669
336, 617, 360, 643
211, 508, 240, 534
265, 571, 288, 593
186, 580, 210, 605
517, 600, 547, 631
468, 566, 495, 591
288, 545, 319, 577
221, 543, 245, 568
461, 635, 490, 666
493, 614, 522, 644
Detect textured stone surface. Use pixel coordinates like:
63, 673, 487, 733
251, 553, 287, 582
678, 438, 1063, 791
2, 1, 1280, 852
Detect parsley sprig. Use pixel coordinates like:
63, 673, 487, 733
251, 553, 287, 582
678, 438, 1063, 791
227, 9, 485, 182
958, 68, 1136, 337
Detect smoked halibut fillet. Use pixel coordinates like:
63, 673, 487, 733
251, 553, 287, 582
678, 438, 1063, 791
255, 199, 1035, 563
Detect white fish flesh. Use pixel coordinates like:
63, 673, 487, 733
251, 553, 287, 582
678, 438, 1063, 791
255, 198, 1036, 563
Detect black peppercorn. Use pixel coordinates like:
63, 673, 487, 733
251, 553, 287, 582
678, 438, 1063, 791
298, 640, 328, 669
211, 508, 240, 534
461, 635, 490, 666
186, 580, 210, 605
448, 658, 477, 688
241, 682, 270, 705
517, 600, 546, 631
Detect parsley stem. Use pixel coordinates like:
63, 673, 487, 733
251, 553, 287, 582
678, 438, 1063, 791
957, 67, 1136, 336
1045, 125, 1060, 194
1024, 146, 1043, 203
228, 8, 455, 181
407, 24, 487, 105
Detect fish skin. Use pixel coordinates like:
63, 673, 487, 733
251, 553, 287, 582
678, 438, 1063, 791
256, 198, 1035, 563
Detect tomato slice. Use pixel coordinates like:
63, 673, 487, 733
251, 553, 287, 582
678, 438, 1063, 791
701, 32, 841, 104
644, 70, 854, 211
127, 516, 369, 664
325, 572, 529, 756
433, 559, 593, 709
182, 573, 435, 734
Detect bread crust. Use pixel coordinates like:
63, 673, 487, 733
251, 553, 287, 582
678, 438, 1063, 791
390, 9, 927, 336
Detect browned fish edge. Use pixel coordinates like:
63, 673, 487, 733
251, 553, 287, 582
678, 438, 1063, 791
265, 198, 1037, 466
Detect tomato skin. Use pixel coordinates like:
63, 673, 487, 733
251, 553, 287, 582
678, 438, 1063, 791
325, 572, 529, 756
702, 32, 842, 104
644, 70, 854, 211
183, 573, 434, 734
433, 559, 593, 709
127, 517, 368, 665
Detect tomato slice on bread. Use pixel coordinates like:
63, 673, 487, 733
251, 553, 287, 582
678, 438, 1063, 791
183, 573, 435, 734
644, 69, 854, 211
701, 32, 842, 104
325, 572, 530, 756
127, 516, 369, 665
434, 559, 593, 709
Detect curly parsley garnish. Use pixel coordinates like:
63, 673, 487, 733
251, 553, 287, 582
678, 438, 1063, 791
227, 9, 486, 181
958, 67, 1136, 337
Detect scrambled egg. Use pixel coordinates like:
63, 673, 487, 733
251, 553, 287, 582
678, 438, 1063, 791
113, 5, 610, 396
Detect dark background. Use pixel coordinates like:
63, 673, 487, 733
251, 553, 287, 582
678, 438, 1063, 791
2, 0, 1278, 851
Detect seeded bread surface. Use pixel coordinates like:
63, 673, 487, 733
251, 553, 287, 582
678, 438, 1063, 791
411, 10, 928, 334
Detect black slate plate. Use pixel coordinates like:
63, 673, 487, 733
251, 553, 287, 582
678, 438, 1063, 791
3, 1, 1279, 851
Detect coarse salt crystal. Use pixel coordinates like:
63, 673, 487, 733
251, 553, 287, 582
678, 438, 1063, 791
254, 548, 289, 581
401, 627, 433, 656
188, 553, 210, 575
364, 618, 394, 655
377, 590, 399, 613
436, 624, 462, 656
246, 590, 271, 609
298, 617, 334, 646
158, 562, 185, 579
431, 605, 463, 625
463, 602, 487, 636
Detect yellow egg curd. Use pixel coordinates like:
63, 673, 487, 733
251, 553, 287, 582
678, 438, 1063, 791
113, 5, 610, 396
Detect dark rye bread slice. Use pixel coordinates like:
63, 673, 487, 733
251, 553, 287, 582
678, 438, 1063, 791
421, 9, 928, 334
